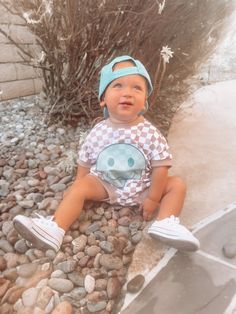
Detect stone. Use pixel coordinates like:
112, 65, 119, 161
67, 287, 87, 300
2, 220, 14, 235
86, 245, 101, 257
0, 278, 11, 298
67, 271, 85, 286
2, 285, 25, 304
56, 260, 77, 273
107, 277, 122, 299
51, 269, 67, 278
95, 278, 108, 291
0, 239, 14, 252
48, 278, 74, 293
131, 230, 143, 244
0, 179, 9, 196
84, 274, 96, 293
17, 262, 38, 278
36, 286, 54, 309
45, 295, 54, 313
6, 228, 19, 245
32, 307, 45, 314
4, 252, 19, 267
222, 239, 236, 258
99, 241, 114, 253
14, 238, 29, 253
22, 287, 40, 307
0, 303, 14, 314
127, 274, 145, 293
50, 183, 66, 192
51, 301, 73, 314
18, 200, 34, 209
0, 255, 7, 271
99, 254, 123, 270
118, 216, 131, 226
3, 267, 18, 281
86, 222, 102, 235
87, 301, 107, 313
72, 234, 87, 252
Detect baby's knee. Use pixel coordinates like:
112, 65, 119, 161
171, 176, 187, 193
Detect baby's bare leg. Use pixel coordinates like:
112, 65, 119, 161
157, 176, 186, 220
54, 175, 108, 230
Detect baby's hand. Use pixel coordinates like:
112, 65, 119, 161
142, 198, 158, 221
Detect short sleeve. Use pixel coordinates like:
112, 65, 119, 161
150, 129, 172, 167
77, 136, 93, 167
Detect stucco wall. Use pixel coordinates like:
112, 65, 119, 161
0, 2, 42, 101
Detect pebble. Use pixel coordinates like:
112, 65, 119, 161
84, 274, 96, 293
48, 278, 74, 293
0, 255, 7, 271
100, 254, 123, 270
14, 239, 29, 253
21, 287, 39, 307
222, 239, 236, 258
0, 97, 148, 314
0, 239, 14, 252
36, 286, 54, 309
17, 263, 38, 277
127, 274, 145, 293
107, 277, 122, 299
51, 301, 73, 314
56, 260, 77, 273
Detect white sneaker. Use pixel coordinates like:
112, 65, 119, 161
148, 215, 200, 252
13, 214, 65, 252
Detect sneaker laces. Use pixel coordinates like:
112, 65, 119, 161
34, 213, 65, 235
166, 215, 180, 225
34, 213, 57, 226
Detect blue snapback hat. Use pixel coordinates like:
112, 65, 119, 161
98, 55, 153, 100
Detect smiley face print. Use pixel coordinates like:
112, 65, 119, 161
96, 143, 146, 188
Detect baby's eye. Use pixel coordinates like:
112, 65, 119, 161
127, 157, 134, 167
108, 157, 115, 166
113, 83, 122, 88
133, 85, 142, 91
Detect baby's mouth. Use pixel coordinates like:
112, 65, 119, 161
119, 101, 133, 106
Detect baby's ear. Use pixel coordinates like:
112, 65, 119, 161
100, 100, 106, 108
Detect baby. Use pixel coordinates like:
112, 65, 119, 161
13, 55, 200, 252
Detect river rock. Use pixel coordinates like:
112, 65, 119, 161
100, 254, 123, 270
36, 286, 54, 309
84, 274, 96, 293
17, 263, 38, 278
22, 287, 40, 307
56, 260, 77, 273
48, 278, 74, 293
87, 301, 107, 313
0, 239, 14, 252
51, 301, 73, 314
107, 277, 122, 299
0, 255, 7, 271
127, 274, 145, 293
222, 239, 236, 258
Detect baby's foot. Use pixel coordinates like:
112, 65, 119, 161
13, 214, 65, 252
148, 215, 200, 252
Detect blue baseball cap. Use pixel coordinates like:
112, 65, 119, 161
98, 55, 153, 100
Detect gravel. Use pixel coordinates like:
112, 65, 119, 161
0, 96, 148, 313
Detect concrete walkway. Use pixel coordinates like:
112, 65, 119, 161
121, 80, 236, 313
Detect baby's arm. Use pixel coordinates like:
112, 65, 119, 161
142, 166, 168, 220
76, 165, 91, 180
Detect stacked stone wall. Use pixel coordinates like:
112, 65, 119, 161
0, 2, 42, 101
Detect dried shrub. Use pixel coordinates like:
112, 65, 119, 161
1, 0, 168, 125
0, 0, 234, 129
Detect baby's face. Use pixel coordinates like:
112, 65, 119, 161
102, 61, 147, 123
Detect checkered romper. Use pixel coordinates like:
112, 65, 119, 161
78, 119, 172, 206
